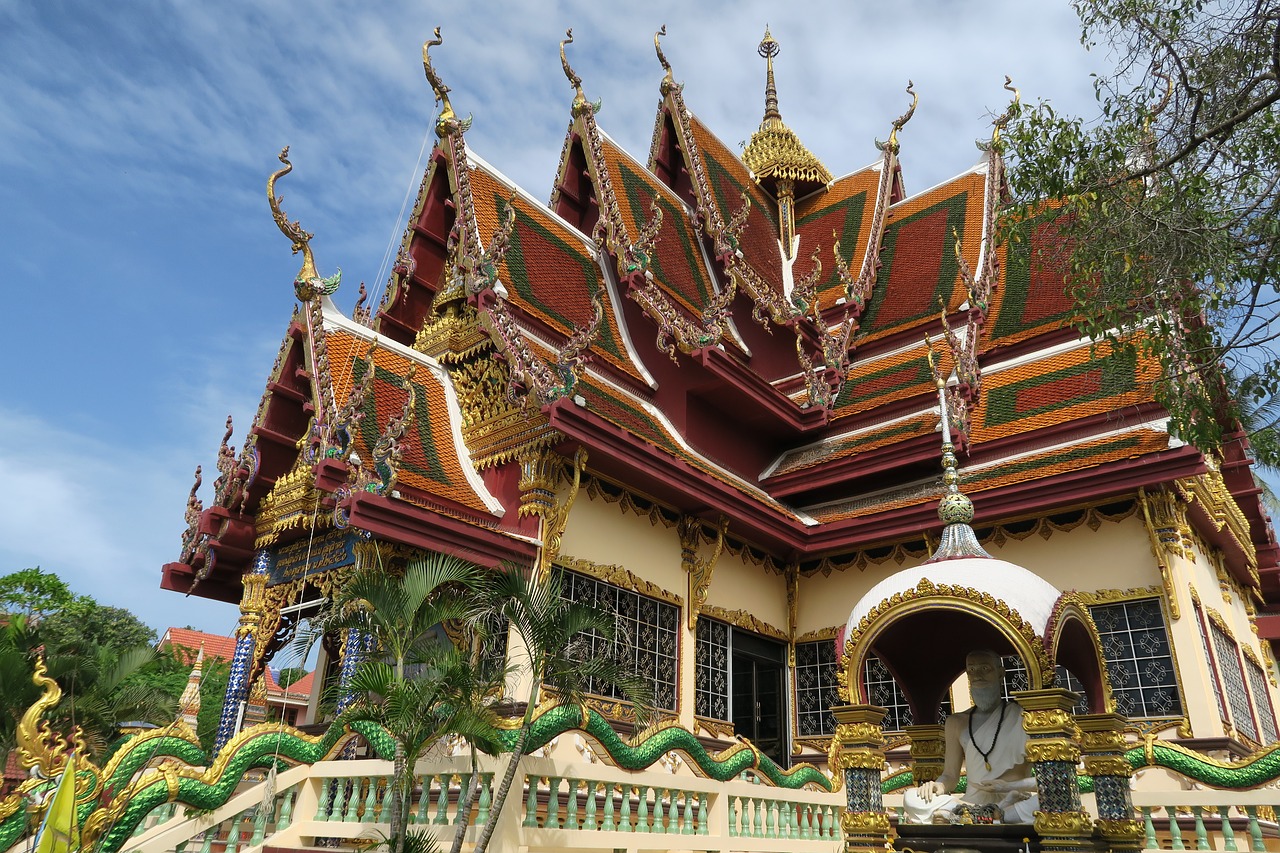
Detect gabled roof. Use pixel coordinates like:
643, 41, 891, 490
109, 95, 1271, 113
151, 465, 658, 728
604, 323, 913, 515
466, 155, 650, 388
792, 165, 882, 312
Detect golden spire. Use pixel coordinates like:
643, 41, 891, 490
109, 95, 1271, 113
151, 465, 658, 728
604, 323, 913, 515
925, 338, 991, 562
759, 26, 781, 126
560, 28, 589, 115
741, 27, 831, 196
177, 645, 204, 728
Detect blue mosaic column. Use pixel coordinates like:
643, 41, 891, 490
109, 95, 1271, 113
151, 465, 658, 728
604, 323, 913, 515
831, 704, 892, 852
1078, 712, 1142, 851
1013, 689, 1093, 853
335, 627, 375, 714
213, 549, 270, 754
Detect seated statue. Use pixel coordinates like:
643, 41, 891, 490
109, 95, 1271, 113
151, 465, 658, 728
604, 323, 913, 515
903, 649, 1039, 824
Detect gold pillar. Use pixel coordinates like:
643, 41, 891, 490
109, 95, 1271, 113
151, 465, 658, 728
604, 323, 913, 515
1013, 689, 1093, 852
832, 704, 893, 852
904, 723, 946, 784
1077, 713, 1141, 852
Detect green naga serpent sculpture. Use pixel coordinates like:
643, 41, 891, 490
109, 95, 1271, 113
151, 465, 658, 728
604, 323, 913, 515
12, 655, 1280, 853
1, 665, 829, 853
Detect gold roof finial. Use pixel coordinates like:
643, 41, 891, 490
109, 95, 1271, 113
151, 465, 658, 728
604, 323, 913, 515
267, 148, 340, 300
423, 27, 459, 138
560, 28, 589, 115
990, 76, 1021, 149
267, 147, 318, 285
884, 81, 918, 153
758, 26, 782, 127
655, 25, 675, 92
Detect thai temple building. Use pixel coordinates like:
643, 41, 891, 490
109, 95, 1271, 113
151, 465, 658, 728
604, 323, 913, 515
8, 26, 1280, 853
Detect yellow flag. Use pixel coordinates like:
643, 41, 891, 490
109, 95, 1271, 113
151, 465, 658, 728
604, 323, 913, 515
34, 754, 78, 853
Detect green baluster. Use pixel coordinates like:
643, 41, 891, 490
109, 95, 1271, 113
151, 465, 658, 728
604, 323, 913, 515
751, 797, 762, 837
767, 799, 778, 839
476, 774, 491, 826
278, 789, 296, 828
653, 787, 665, 834
1170, 807, 1186, 850
546, 776, 561, 830
315, 779, 331, 820
198, 823, 217, 853
453, 775, 471, 826
565, 778, 579, 830
619, 785, 632, 832
801, 803, 812, 839
637, 785, 650, 833
1221, 806, 1239, 852
523, 776, 539, 828
224, 814, 243, 853
682, 789, 694, 835
783, 801, 793, 838
380, 777, 395, 822
698, 792, 708, 835
434, 773, 450, 825
1143, 807, 1157, 851
363, 777, 378, 821
1245, 806, 1265, 852
729, 796, 739, 837
584, 780, 597, 830
602, 782, 616, 832
342, 779, 361, 822
416, 776, 431, 824
1193, 805, 1210, 850
251, 806, 268, 846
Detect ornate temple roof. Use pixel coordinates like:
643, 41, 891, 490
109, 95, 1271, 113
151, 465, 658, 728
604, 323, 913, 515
165, 27, 1278, 613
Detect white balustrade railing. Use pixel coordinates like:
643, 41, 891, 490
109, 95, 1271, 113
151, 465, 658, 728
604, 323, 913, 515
108, 754, 843, 853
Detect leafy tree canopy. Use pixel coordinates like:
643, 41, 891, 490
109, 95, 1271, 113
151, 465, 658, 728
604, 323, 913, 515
0, 566, 72, 617
1004, 0, 1280, 463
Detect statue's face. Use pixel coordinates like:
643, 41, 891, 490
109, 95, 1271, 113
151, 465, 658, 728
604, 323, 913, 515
966, 653, 1002, 689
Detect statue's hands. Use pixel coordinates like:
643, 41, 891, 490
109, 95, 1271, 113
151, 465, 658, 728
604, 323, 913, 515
915, 780, 943, 802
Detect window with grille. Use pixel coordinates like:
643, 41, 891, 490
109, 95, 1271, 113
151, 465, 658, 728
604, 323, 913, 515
559, 569, 679, 711
1000, 657, 1089, 715
1194, 604, 1230, 722
1088, 598, 1183, 718
1245, 656, 1279, 743
795, 638, 841, 737
862, 654, 951, 731
1209, 620, 1258, 742
695, 618, 730, 721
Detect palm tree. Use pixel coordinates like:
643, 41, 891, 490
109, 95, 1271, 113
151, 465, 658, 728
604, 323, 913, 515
300, 553, 490, 853
472, 566, 653, 853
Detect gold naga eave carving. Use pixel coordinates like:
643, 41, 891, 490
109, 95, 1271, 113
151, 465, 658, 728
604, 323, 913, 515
521, 447, 587, 583
1138, 487, 1186, 619
700, 603, 788, 641
557, 555, 682, 607
680, 513, 728, 630
1176, 468, 1258, 571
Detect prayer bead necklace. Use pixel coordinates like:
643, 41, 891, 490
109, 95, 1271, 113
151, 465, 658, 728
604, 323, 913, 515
968, 700, 1009, 772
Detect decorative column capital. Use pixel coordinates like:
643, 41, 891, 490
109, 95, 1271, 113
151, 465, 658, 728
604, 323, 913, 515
904, 723, 946, 784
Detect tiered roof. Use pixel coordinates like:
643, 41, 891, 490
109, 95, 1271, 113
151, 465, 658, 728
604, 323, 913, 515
164, 27, 1278, 621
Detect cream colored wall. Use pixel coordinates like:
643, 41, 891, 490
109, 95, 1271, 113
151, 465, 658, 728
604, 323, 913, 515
558, 493, 686, 597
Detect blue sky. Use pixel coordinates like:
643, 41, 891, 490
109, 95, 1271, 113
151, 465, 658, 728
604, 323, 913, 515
0, 1, 1105, 643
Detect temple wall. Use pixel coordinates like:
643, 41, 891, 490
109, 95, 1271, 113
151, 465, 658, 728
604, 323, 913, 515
558, 494, 686, 599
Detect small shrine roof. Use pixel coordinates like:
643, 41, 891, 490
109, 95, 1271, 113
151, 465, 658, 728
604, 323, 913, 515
322, 306, 503, 518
